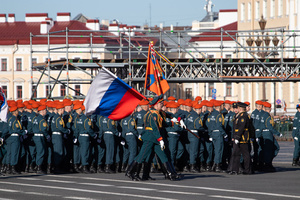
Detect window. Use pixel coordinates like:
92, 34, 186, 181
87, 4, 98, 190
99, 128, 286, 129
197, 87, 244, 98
185, 88, 192, 99
75, 85, 81, 96
46, 85, 51, 97
17, 85, 22, 99
16, 58, 22, 71
207, 54, 214, 58
278, 0, 283, 17
263, 0, 267, 18
225, 54, 232, 58
32, 85, 37, 99
241, 3, 245, 21
270, 0, 275, 18
226, 83, 232, 96
60, 85, 66, 97
208, 83, 214, 97
2, 85, 7, 97
1, 58, 7, 71
248, 2, 252, 21
255, 1, 260, 20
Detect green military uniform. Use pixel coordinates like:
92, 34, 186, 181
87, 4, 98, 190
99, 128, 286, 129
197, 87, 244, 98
32, 114, 49, 173
292, 107, 300, 165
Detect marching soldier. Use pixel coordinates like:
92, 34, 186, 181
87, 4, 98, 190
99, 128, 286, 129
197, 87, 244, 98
32, 105, 49, 174
292, 104, 300, 166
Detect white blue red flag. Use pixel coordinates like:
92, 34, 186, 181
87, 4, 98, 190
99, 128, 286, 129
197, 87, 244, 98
84, 66, 145, 120
0, 87, 8, 122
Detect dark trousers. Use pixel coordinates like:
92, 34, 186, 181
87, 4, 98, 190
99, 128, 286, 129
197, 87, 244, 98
229, 142, 251, 173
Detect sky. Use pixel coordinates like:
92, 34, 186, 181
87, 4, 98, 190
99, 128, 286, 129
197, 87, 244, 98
1, 0, 237, 26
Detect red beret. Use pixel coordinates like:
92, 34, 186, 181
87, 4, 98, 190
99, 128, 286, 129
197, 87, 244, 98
73, 100, 80, 105
38, 105, 47, 111
263, 102, 271, 108
224, 100, 231, 104
214, 101, 223, 107
40, 99, 47, 103
167, 102, 179, 108
81, 105, 85, 111
244, 101, 250, 106
73, 103, 82, 110
206, 102, 214, 107
26, 104, 32, 109
185, 102, 193, 107
9, 106, 18, 112
194, 104, 202, 109
29, 100, 36, 104
17, 103, 25, 108
139, 99, 149, 106
64, 100, 73, 107
255, 100, 263, 105
16, 99, 23, 104
32, 102, 40, 109
177, 99, 185, 105
167, 96, 176, 101
195, 96, 202, 101
56, 102, 65, 110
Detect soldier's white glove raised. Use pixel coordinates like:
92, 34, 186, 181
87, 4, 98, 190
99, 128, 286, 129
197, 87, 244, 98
24, 130, 28, 134
209, 138, 213, 141
138, 135, 142, 141
118, 132, 122, 137
279, 133, 283, 137
256, 138, 260, 143
159, 140, 165, 150
121, 140, 126, 146
171, 117, 178, 123
73, 138, 78, 144
234, 139, 239, 144
179, 120, 186, 129
294, 137, 299, 141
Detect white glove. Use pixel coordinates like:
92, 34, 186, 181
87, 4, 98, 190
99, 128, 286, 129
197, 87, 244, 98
0, 138, 3, 142
73, 138, 78, 144
138, 135, 142, 141
121, 140, 126, 146
179, 120, 186, 129
159, 140, 165, 150
279, 133, 283, 137
67, 129, 71, 135
171, 117, 178, 123
209, 138, 213, 141
118, 132, 122, 137
294, 137, 299, 141
256, 138, 260, 143
234, 139, 239, 144
224, 135, 228, 139
24, 130, 28, 134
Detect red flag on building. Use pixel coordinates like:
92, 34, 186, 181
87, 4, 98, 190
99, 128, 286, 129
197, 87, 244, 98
144, 41, 170, 95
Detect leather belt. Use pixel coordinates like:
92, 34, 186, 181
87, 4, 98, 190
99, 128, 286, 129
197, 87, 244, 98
52, 132, 61, 135
168, 132, 178, 135
104, 131, 113, 134
11, 133, 19, 136
34, 133, 43, 137
126, 132, 134, 136
80, 134, 89, 137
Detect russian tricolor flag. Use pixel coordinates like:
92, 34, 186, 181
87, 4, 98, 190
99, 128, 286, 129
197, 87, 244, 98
84, 66, 145, 120
0, 87, 8, 122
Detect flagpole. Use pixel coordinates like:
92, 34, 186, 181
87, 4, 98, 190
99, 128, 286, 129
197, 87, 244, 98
144, 43, 151, 96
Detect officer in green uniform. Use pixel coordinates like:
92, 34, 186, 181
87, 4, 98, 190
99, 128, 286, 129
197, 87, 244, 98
0, 115, 9, 175
206, 101, 226, 172
120, 114, 138, 171
101, 116, 119, 173
51, 102, 70, 172
185, 102, 203, 173
228, 102, 251, 175
126, 95, 181, 181
32, 105, 49, 174
7, 106, 27, 174
75, 104, 97, 173
260, 102, 282, 172
292, 104, 300, 166
94, 114, 105, 173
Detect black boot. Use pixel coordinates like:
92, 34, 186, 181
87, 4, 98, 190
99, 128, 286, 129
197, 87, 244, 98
292, 158, 299, 166
206, 162, 212, 172
215, 163, 221, 173
121, 163, 127, 173
29, 164, 35, 173
105, 164, 115, 174
183, 165, 190, 172
150, 164, 158, 173
82, 165, 91, 174
142, 162, 156, 181
25, 164, 29, 173
11, 165, 20, 175
36, 165, 45, 174
115, 162, 121, 173
74, 164, 81, 173
1, 164, 7, 174
97, 165, 105, 173
200, 162, 207, 172
90, 164, 97, 173
190, 164, 200, 173
47, 164, 52, 174
169, 162, 184, 179
162, 162, 177, 181
125, 161, 138, 180
133, 163, 142, 181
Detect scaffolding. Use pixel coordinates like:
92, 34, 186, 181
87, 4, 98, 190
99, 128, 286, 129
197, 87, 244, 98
30, 28, 300, 99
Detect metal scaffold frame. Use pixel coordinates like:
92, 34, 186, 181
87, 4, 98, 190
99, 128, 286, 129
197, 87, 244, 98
30, 27, 300, 99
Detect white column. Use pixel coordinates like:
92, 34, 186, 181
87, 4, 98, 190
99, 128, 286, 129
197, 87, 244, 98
290, 82, 295, 107
290, 0, 295, 57
271, 82, 274, 104
297, 0, 300, 57
279, 82, 283, 100
241, 83, 245, 102
256, 83, 259, 100
223, 83, 226, 98
205, 83, 209, 99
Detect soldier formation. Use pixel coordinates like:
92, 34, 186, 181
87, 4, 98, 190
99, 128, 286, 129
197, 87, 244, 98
0, 95, 298, 180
